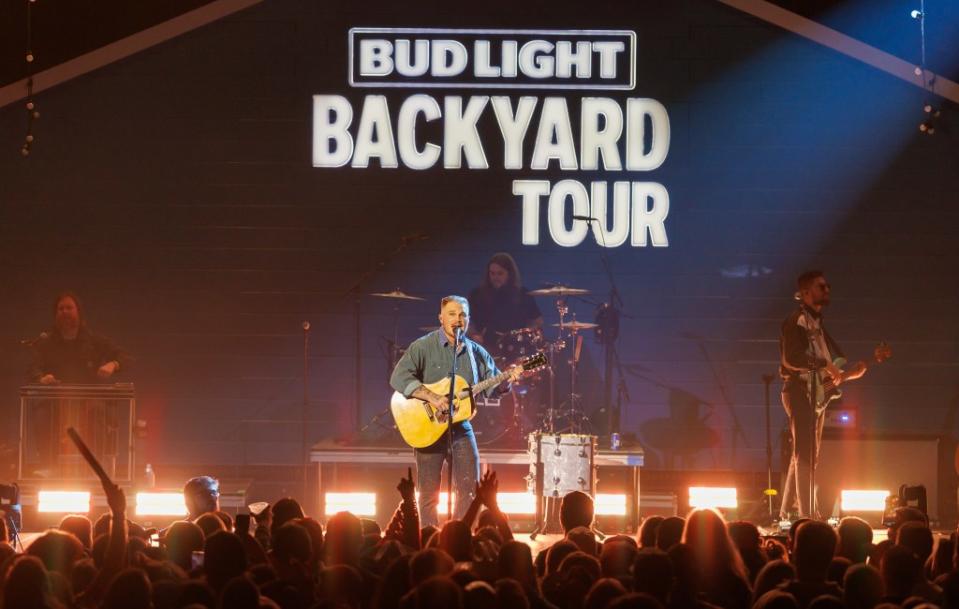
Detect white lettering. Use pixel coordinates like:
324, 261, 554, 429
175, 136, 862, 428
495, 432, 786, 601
514, 180, 551, 245
397, 94, 441, 170
395, 39, 429, 77
531, 97, 578, 170
580, 97, 623, 170
626, 98, 670, 171
352, 95, 398, 168
431, 40, 468, 77
443, 96, 489, 169
359, 39, 393, 76
491, 96, 537, 170
312, 95, 354, 168
631, 182, 669, 246
548, 179, 590, 247
519, 40, 555, 79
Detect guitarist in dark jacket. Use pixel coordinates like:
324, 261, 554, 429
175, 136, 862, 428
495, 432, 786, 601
779, 271, 865, 520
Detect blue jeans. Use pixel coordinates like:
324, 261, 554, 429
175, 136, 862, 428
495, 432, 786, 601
415, 424, 479, 527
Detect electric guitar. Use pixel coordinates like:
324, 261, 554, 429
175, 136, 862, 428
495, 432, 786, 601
390, 351, 547, 448
814, 341, 892, 410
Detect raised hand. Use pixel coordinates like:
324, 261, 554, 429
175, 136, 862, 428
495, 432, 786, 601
104, 481, 127, 516
397, 466, 416, 501
475, 468, 499, 508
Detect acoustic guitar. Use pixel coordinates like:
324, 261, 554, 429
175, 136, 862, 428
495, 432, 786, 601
390, 351, 547, 448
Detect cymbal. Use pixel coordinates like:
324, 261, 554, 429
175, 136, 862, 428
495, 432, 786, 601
552, 321, 599, 331
528, 286, 591, 296
369, 289, 425, 301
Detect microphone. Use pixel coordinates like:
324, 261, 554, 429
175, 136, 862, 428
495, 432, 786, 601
301, 321, 311, 332
572, 215, 599, 222
20, 332, 48, 346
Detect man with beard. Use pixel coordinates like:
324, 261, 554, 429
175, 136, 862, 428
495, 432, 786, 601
467, 252, 543, 356
390, 295, 521, 525
779, 271, 865, 520
29, 291, 128, 384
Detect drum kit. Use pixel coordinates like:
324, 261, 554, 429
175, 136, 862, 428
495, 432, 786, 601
369, 285, 598, 446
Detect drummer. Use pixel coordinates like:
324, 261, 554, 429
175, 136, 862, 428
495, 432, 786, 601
467, 252, 543, 358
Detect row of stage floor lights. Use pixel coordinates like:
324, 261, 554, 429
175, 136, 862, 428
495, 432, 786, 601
32, 488, 890, 517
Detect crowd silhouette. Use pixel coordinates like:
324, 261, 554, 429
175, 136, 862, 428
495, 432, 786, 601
0, 470, 954, 609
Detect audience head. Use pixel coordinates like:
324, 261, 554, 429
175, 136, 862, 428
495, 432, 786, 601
881, 543, 923, 601
27, 529, 85, 577
600, 540, 637, 579
3, 555, 56, 609
270, 497, 305, 535
320, 564, 364, 609
411, 575, 463, 609
438, 519, 473, 562
793, 520, 838, 582
681, 507, 747, 581
195, 512, 227, 538
497, 540, 536, 592
752, 559, 796, 603
561, 491, 595, 532
463, 580, 496, 609
163, 520, 205, 572
837, 516, 874, 564
324, 510, 364, 567
655, 516, 685, 551
58, 514, 93, 550
638, 516, 664, 548
495, 578, 530, 609
843, 563, 883, 609
632, 548, 673, 603
270, 522, 312, 574
410, 548, 455, 586
896, 520, 934, 563
183, 475, 220, 520
204, 530, 247, 592
546, 539, 579, 575
567, 526, 600, 556
585, 577, 627, 609
754, 590, 801, 609
218, 575, 260, 609
103, 567, 152, 609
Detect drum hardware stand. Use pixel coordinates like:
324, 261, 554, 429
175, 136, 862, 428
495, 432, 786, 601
758, 373, 778, 525
342, 234, 429, 437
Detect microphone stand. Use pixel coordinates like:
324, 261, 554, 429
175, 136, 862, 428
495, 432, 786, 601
762, 373, 775, 520
446, 328, 461, 521
302, 321, 311, 512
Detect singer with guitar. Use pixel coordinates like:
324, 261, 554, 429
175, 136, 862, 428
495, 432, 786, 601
779, 271, 868, 520
389, 295, 523, 526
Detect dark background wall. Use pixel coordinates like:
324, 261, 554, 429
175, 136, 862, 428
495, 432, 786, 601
1, 0, 957, 507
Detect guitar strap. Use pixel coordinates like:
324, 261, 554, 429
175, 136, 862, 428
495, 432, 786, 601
465, 340, 479, 385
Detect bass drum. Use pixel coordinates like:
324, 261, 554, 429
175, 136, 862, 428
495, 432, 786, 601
470, 390, 534, 447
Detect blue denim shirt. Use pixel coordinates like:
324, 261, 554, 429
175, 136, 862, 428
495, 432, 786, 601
390, 329, 502, 400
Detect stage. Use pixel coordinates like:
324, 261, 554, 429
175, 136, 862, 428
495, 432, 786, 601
310, 442, 645, 531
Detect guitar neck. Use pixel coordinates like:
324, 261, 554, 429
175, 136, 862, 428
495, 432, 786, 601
470, 369, 512, 396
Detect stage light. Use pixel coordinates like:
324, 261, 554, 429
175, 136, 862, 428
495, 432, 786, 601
595, 493, 628, 516
135, 492, 187, 517
325, 492, 376, 516
910, 10, 923, 19
919, 122, 935, 135
496, 492, 536, 514
841, 490, 889, 511
38, 491, 90, 513
688, 487, 738, 509
436, 492, 457, 516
